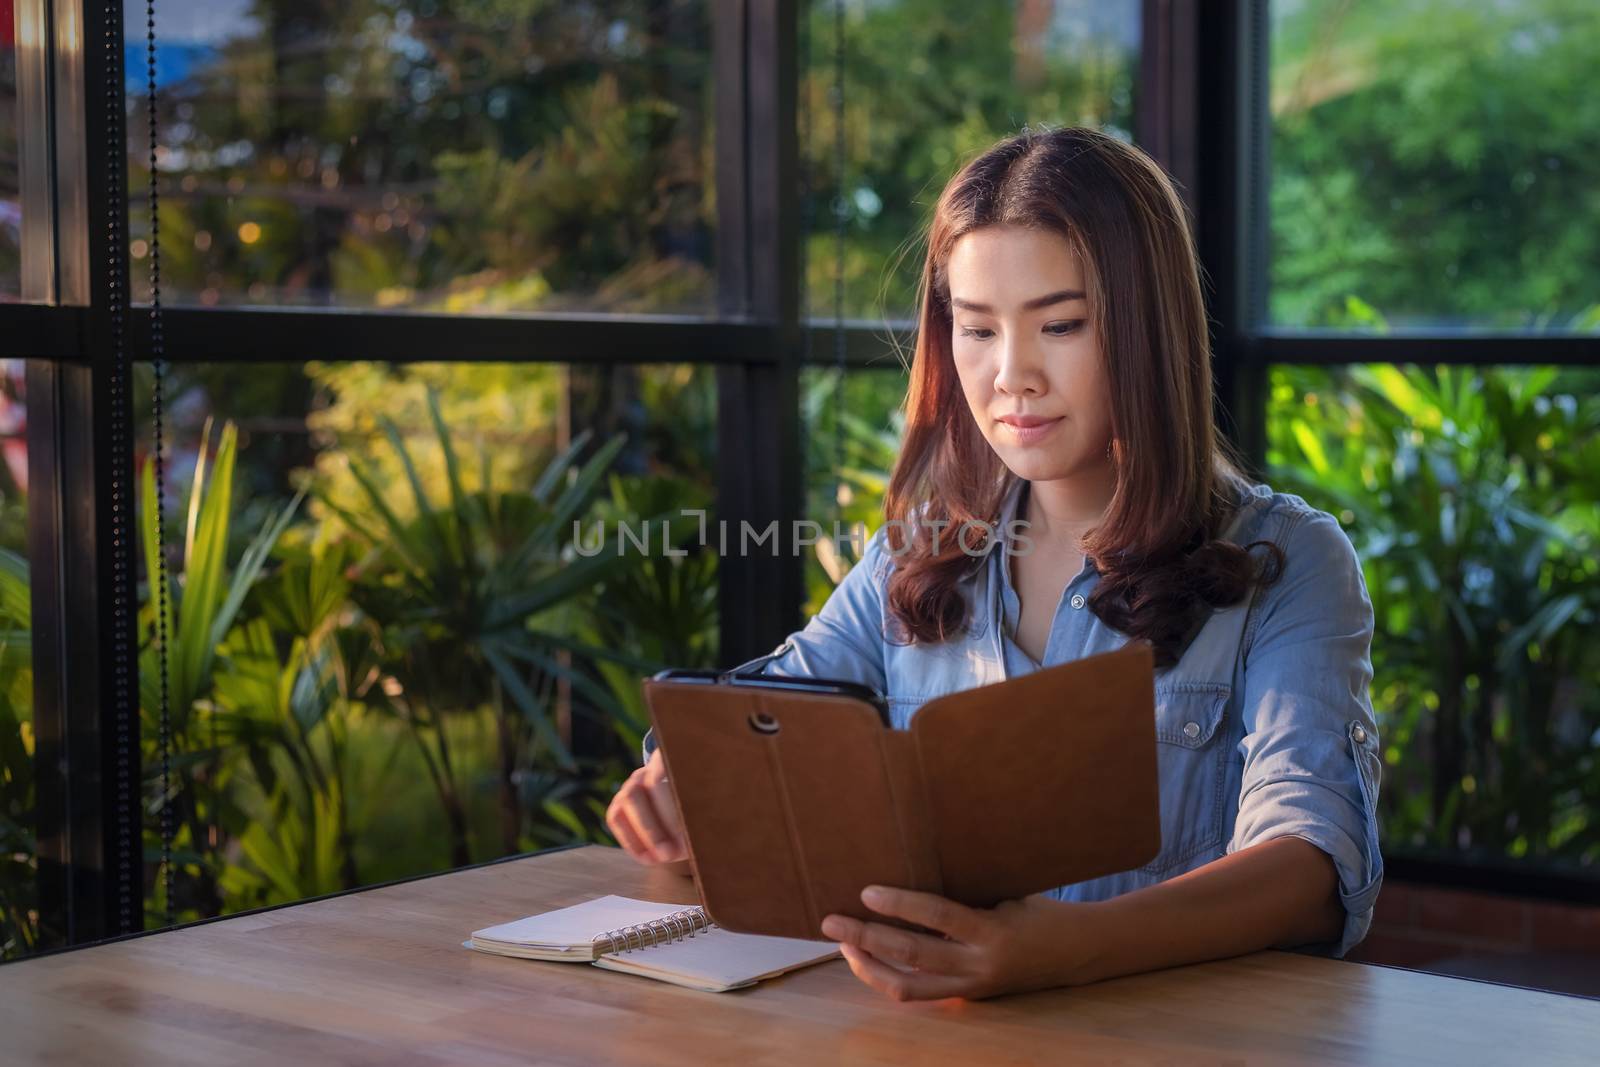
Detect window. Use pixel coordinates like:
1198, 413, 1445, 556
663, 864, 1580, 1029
123, 359, 717, 920
124, 1, 717, 313
2, 11, 20, 298
1266, 363, 1600, 869
1, 360, 33, 959
1262, 2, 1600, 884
801, 0, 1140, 322
1268, 0, 1600, 332
793, 0, 1144, 609
799, 364, 907, 612
6, 0, 1594, 964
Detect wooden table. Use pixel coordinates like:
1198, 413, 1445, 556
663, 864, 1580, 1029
2, 844, 1596, 1065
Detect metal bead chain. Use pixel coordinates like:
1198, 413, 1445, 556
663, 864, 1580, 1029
103, 0, 138, 937
145, 0, 175, 928
797, 3, 813, 535
831, 0, 847, 527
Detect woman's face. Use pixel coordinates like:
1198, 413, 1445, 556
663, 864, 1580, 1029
945, 223, 1113, 484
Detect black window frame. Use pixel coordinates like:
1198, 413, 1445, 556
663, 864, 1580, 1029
1183, 0, 1600, 902
5, 0, 1597, 952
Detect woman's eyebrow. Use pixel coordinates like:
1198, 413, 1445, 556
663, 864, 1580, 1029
950, 289, 1086, 313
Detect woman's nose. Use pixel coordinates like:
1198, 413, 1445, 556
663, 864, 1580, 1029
993, 336, 1045, 396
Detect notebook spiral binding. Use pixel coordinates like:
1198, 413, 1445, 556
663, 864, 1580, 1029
590, 906, 717, 956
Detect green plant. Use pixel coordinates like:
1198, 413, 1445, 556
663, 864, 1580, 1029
323, 389, 680, 862
136, 419, 303, 921
0, 547, 38, 959
1270, 0, 1600, 330
801, 367, 908, 613
575, 472, 720, 763
208, 612, 362, 907
1267, 364, 1600, 866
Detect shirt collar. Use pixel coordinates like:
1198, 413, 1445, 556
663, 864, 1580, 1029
996, 475, 1028, 531
997, 476, 1266, 562
997, 478, 1098, 571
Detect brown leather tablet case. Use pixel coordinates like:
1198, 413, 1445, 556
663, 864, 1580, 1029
641, 641, 1161, 940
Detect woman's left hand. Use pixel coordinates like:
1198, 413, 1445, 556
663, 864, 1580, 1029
819, 885, 1101, 1001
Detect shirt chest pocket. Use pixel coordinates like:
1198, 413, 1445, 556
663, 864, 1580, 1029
1142, 682, 1232, 876
883, 637, 1005, 729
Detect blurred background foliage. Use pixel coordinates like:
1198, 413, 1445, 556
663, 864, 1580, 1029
1267, 363, 1600, 867
1268, 0, 1600, 330
2, 0, 1597, 959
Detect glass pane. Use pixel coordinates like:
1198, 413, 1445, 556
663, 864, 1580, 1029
799, 365, 907, 615
1269, 1, 1600, 332
125, 2, 715, 314
1266, 363, 1600, 876
0, 360, 35, 959
129, 360, 716, 922
1, 12, 19, 299
801, 0, 1140, 322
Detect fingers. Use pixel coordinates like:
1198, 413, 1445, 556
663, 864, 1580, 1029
628, 796, 685, 863
643, 753, 686, 847
857, 885, 985, 944
604, 771, 655, 862
836, 943, 975, 1002
605, 763, 687, 865
821, 911, 974, 978
629, 759, 687, 862
606, 798, 657, 863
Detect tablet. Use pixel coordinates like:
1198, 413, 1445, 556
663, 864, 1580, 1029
648, 668, 893, 729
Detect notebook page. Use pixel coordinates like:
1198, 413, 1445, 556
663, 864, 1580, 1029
594, 925, 840, 991
471, 895, 698, 955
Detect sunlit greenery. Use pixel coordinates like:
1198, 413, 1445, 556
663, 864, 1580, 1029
121, 0, 717, 313
1270, 0, 1600, 330
799, 0, 1137, 320
130, 384, 716, 928
1268, 364, 1600, 866
0, 545, 33, 958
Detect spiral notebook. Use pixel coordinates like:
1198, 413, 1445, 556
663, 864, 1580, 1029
465, 894, 841, 993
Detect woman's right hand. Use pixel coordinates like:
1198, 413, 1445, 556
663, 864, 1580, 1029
606, 748, 692, 876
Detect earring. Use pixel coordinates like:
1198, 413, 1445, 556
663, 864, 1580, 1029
1105, 439, 1115, 462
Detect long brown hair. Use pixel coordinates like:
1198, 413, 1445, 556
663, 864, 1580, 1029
882, 125, 1282, 668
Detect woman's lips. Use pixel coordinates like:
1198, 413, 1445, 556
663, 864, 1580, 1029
996, 415, 1064, 445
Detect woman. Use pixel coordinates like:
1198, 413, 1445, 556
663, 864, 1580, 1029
605, 126, 1382, 1001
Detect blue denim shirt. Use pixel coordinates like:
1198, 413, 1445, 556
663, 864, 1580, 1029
643, 478, 1384, 957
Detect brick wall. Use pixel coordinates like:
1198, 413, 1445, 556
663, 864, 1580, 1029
1348, 881, 1600, 994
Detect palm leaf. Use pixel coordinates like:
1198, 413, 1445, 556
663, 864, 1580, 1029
342, 458, 435, 590
483, 642, 575, 772
0, 549, 28, 629
173, 422, 238, 714
530, 427, 594, 504
379, 415, 453, 573
208, 489, 305, 656
484, 549, 624, 631
427, 387, 488, 553
498, 641, 631, 723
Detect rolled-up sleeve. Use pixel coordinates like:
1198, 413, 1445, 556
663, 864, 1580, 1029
640, 524, 893, 765
1228, 508, 1384, 958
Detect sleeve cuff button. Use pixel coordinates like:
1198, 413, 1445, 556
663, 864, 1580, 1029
1351, 724, 1368, 744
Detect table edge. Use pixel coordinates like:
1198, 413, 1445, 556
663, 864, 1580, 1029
0, 841, 592, 970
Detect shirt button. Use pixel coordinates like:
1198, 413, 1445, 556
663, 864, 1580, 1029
1070, 594, 1086, 610
1182, 721, 1201, 740
1352, 725, 1368, 744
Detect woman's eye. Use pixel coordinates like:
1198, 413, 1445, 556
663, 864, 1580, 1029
958, 322, 1083, 341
